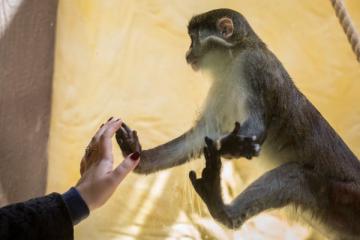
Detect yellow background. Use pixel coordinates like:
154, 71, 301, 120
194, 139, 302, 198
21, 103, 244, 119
48, 1, 360, 239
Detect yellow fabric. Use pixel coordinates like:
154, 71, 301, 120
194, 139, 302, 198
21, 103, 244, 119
48, 1, 360, 239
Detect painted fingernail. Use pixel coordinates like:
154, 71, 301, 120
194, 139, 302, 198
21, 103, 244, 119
130, 151, 140, 161
100, 123, 104, 128
116, 118, 121, 122
108, 117, 113, 121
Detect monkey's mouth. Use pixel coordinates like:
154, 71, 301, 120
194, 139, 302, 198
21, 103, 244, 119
186, 53, 201, 71
189, 59, 200, 71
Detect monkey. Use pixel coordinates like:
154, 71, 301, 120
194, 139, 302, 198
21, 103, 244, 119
116, 8, 360, 239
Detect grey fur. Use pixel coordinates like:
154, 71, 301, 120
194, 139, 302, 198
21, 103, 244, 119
116, 8, 360, 239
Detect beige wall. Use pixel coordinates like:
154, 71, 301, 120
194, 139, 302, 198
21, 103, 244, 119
0, 0, 58, 204
49, 1, 360, 239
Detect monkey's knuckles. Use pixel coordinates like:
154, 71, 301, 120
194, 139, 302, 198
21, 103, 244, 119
253, 143, 261, 156
220, 134, 261, 160
247, 142, 261, 157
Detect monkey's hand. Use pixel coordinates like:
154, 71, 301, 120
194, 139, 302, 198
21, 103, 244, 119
189, 137, 223, 207
219, 122, 260, 160
115, 122, 142, 157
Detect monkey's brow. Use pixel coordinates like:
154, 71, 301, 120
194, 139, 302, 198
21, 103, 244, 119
187, 27, 197, 35
187, 25, 194, 33
188, 17, 202, 31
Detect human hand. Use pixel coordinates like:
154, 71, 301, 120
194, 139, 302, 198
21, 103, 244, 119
76, 117, 140, 211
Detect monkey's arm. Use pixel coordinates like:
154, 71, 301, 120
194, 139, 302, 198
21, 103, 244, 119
190, 138, 317, 229
218, 49, 289, 160
116, 120, 210, 174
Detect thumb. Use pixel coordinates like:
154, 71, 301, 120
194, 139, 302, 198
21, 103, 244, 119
112, 152, 140, 184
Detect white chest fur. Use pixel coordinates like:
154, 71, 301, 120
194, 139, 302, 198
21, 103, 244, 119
201, 54, 249, 136
185, 54, 250, 158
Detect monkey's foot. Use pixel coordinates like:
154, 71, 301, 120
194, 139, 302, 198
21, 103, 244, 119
219, 122, 260, 160
115, 122, 142, 157
189, 137, 223, 205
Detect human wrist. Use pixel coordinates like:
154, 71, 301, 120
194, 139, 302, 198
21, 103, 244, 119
75, 184, 96, 211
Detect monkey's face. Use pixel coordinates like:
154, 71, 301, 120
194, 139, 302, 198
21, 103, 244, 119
184, 8, 256, 72
186, 12, 235, 72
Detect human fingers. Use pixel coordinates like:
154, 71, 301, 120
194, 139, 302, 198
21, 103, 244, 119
82, 118, 120, 169
95, 117, 117, 140
80, 157, 86, 175
100, 118, 123, 159
111, 152, 140, 184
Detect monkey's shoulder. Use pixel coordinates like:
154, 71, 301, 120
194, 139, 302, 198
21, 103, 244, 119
239, 47, 285, 74
235, 47, 292, 93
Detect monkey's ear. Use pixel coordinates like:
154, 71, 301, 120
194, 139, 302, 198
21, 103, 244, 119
217, 17, 234, 39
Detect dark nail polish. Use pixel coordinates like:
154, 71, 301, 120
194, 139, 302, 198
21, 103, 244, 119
100, 123, 104, 128
116, 118, 120, 122
108, 117, 113, 121
130, 152, 140, 161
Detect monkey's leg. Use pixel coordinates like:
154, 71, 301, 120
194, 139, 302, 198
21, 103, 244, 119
190, 140, 317, 229
219, 162, 317, 228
